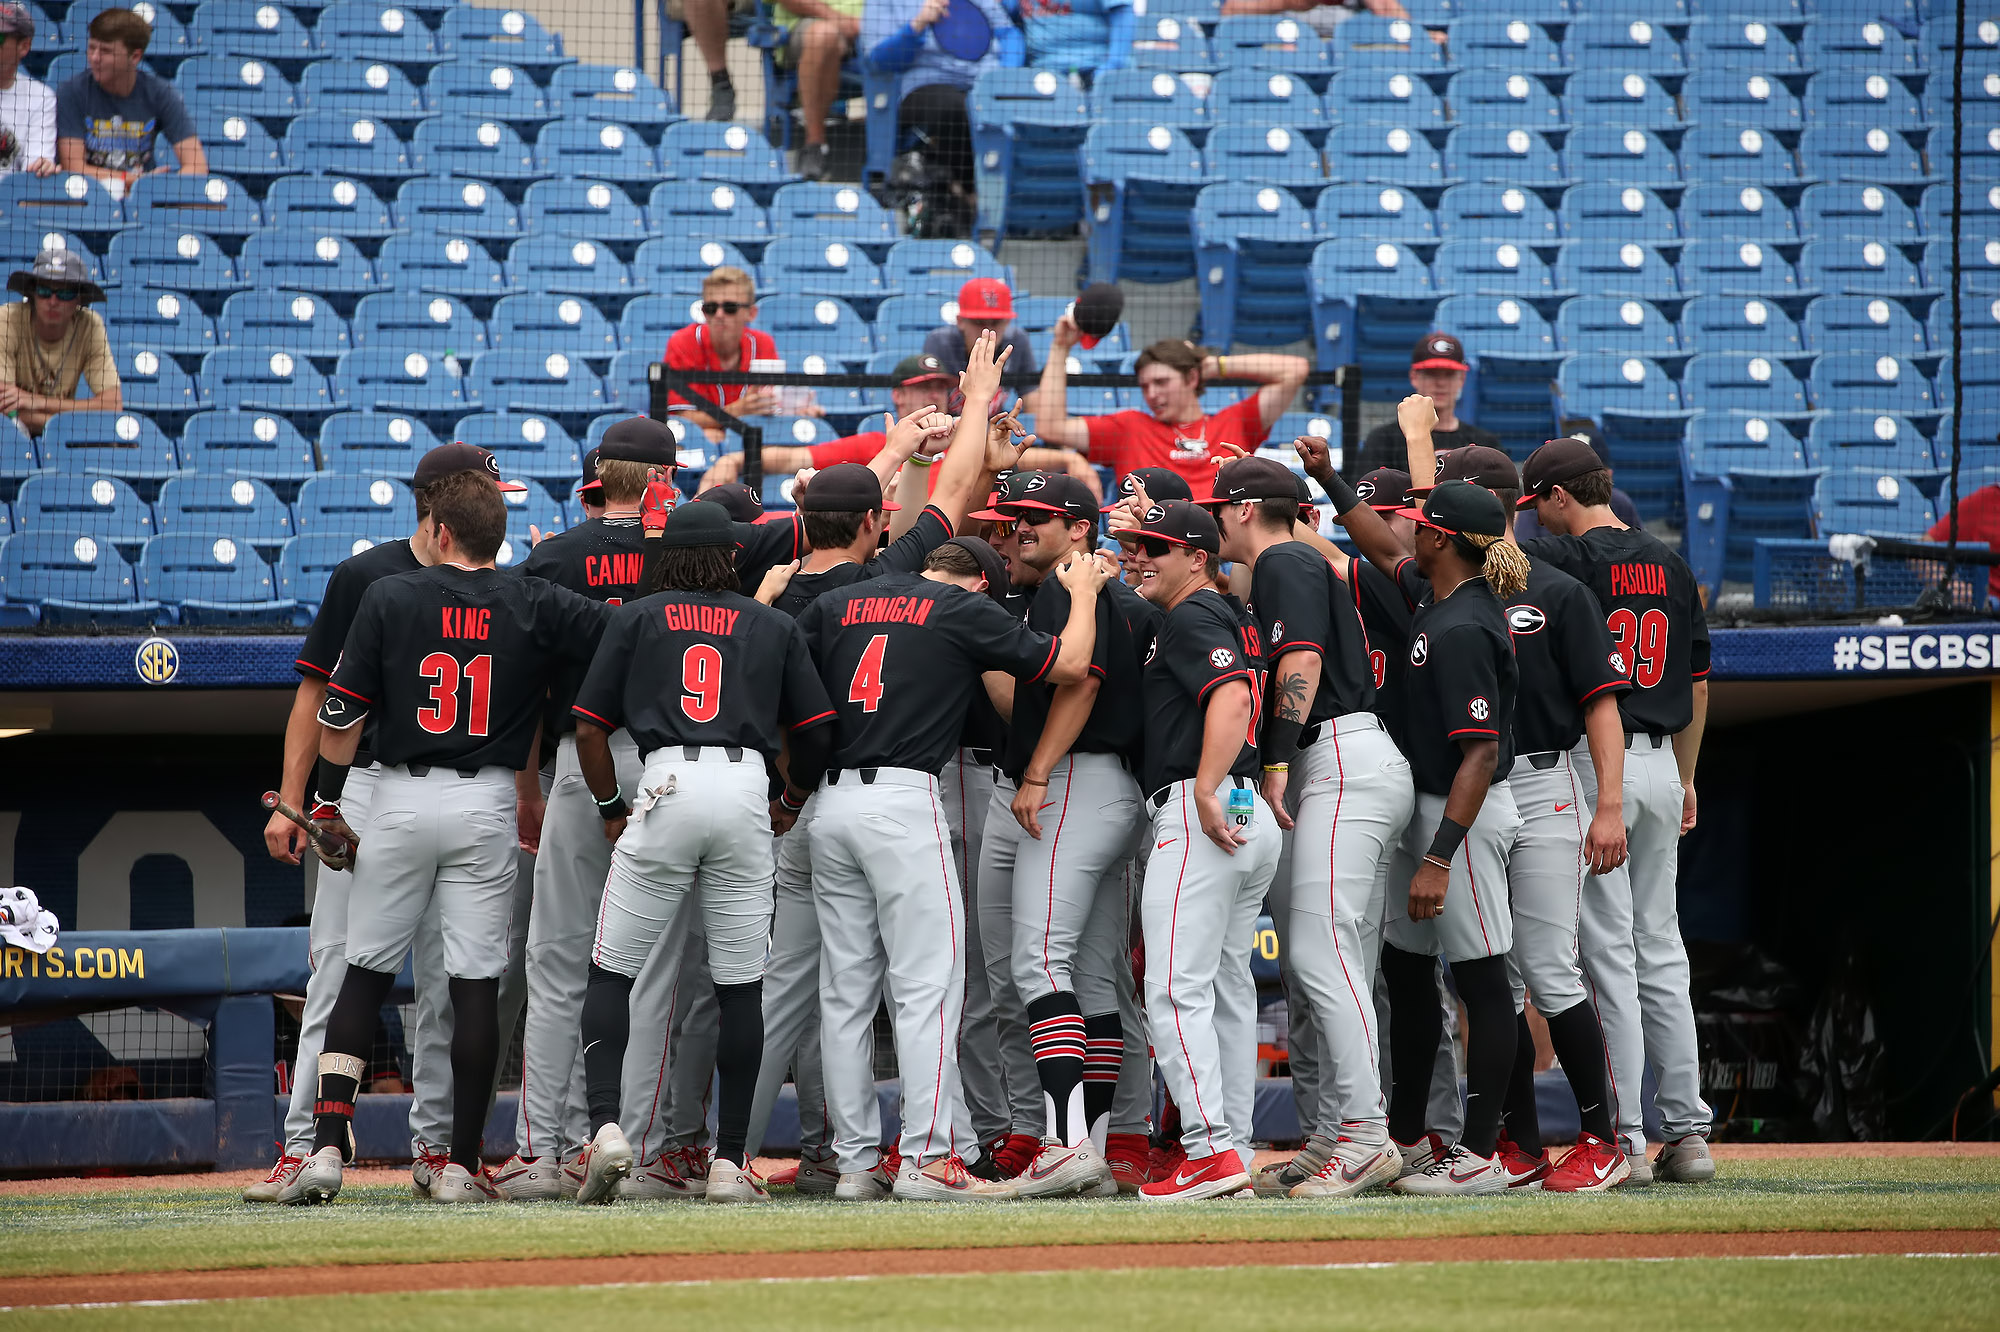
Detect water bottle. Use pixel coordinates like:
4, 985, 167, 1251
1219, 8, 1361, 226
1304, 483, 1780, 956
1227, 785, 1256, 831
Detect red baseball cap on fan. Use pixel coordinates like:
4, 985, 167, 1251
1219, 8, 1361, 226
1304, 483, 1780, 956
957, 277, 1015, 321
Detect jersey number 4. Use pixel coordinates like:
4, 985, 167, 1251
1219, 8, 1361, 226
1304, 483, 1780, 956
417, 653, 492, 736
1606, 608, 1668, 689
848, 633, 889, 713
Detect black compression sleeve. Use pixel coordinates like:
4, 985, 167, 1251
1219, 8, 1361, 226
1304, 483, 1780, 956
313, 757, 350, 805
1323, 468, 1361, 516
786, 723, 834, 796
1263, 716, 1305, 767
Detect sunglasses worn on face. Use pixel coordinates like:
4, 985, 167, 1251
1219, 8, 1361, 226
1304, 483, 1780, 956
33, 286, 81, 301
701, 301, 747, 316
1006, 510, 1065, 529
1128, 535, 1175, 558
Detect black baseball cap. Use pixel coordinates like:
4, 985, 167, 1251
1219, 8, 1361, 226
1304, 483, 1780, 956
1517, 436, 1609, 509
1355, 467, 1412, 511
800, 461, 899, 512
1103, 465, 1193, 511
1115, 499, 1221, 555
695, 481, 763, 522
415, 442, 526, 492
970, 469, 1051, 522
1206, 456, 1300, 505
656, 499, 736, 548
1412, 332, 1469, 372
1397, 479, 1509, 539
577, 446, 602, 495
943, 535, 1010, 602
1436, 445, 1521, 494
892, 352, 953, 386
1072, 282, 1124, 350
999, 471, 1098, 524
598, 416, 680, 467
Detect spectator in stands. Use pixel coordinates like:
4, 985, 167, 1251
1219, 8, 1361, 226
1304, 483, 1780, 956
776, 0, 863, 180
1219, 0, 1409, 38
1033, 316, 1309, 495
1015, 0, 1130, 79
0, 3, 56, 177
1511, 427, 1640, 540
1924, 477, 2000, 605
922, 276, 1039, 412
865, 0, 1021, 237
56, 8, 205, 185
0, 248, 119, 437
1355, 332, 1499, 474
664, 265, 818, 446
682, 0, 742, 123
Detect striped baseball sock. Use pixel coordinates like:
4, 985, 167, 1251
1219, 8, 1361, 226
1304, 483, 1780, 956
1027, 993, 1087, 1147
1082, 1012, 1122, 1153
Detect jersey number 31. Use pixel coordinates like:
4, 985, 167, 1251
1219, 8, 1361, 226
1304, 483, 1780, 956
417, 653, 492, 736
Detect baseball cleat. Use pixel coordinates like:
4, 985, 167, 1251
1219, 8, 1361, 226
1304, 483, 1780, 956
1254, 1132, 1338, 1197
1394, 1132, 1448, 1179
1391, 1144, 1509, 1196
1011, 1139, 1111, 1199
1139, 1150, 1252, 1202
243, 1154, 303, 1204
1288, 1137, 1403, 1199
290, 1145, 344, 1205
559, 1154, 585, 1200
792, 1150, 840, 1195
1655, 1134, 1715, 1183
1621, 1152, 1654, 1188
1494, 1134, 1551, 1191
411, 1145, 450, 1199
893, 1155, 1018, 1201
988, 1133, 1040, 1178
575, 1122, 634, 1205
834, 1164, 894, 1201
490, 1154, 566, 1201
705, 1159, 771, 1204
1542, 1132, 1631, 1194
1149, 1142, 1188, 1185
1105, 1134, 1152, 1194
618, 1151, 706, 1201
430, 1162, 500, 1203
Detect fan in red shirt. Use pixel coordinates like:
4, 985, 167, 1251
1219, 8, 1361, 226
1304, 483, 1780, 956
663, 265, 808, 445
1927, 482, 2000, 603
1028, 314, 1310, 497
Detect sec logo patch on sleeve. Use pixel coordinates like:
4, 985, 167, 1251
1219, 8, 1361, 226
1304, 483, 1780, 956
1269, 619, 1285, 645
1409, 633, 1428, 665
1609, 650, 1628, 676
1210, 647, 1235, 668
1468, 697, 1490, 721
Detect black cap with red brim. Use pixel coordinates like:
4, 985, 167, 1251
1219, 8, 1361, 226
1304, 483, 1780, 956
1113, 499, 1221, 554
1396, 480, 1510, 539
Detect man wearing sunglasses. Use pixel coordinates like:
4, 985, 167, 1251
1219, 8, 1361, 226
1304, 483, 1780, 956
664, 266, 801, 446
0, 248, 119, 437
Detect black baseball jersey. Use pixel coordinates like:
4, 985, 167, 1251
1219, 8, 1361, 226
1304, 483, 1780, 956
1401, 576, 1517, 796
519, 516, 654, 736
734, 512, 807, 595
770, 506, 955, 620
571, 590, 835, 759
1138, 587, 1265, 796
1245, 540, 1375, 733
1003, 573, 1157, 779
1521, 526, 1711, 735
961, 582, 1033, 756
1352, 559, 1412, 746
1505, 561, 1631, 755
796, 572, 1063, 775
294, 536, 423, 764
319, 566, 610, 770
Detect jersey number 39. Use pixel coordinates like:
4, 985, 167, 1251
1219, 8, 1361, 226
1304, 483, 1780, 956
417, 653, 492, 736
1606, 608, 1668, 689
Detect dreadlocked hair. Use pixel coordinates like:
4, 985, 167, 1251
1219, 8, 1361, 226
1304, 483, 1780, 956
1458, 532, 1531, 599
648, 545, 737, 594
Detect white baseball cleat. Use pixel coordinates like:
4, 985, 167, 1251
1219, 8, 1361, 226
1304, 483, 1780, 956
1655, 1134, 1715, 1183
490, 1154, 566, 1201
834, 1160, 894, 1201
705, 1160, 771, 1204
793, 1150, 840, 1196
892, 1155, 1017, 1201
1253, 1133, 1338, 1198
430, 1162, 500, 1203
1010, 1139, 1111, 1199
618, 1151, 707, 1200
1391, 1144, 1510, 1196
290, 1145, 345, 1205
243, 1154, 303, 1204
1288, 1138, 1403, 1199
1394, 1132, 1448, 1179
575, 1122, 634, 1205
410, 1145, 449, 1199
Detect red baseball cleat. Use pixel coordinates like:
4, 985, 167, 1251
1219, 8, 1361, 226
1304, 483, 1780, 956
1105, 1133, 1152, 1194
988, 1133, 1040, 1178
1542, 1132, 1632, 1193
1495, 1133, 1552, 1190
1139, 1150, 1251, 1202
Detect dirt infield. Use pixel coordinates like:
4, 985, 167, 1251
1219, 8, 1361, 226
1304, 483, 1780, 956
8, 1228, 1997, 1308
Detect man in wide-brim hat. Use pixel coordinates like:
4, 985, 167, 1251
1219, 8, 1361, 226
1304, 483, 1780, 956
1, 247, 118, 437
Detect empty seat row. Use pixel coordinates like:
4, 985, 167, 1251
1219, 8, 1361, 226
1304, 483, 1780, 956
32, 4, 570, 70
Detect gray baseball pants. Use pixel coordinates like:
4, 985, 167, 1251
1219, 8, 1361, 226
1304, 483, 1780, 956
976, 774, 1053, 1137
743, 794, 830, 1161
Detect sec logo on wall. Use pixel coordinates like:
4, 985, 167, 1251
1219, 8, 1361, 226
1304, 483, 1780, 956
134, 638, 179, 685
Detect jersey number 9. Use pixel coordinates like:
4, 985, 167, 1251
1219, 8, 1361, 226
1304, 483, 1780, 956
417, 652, 492, 736
681, 644, 722, 722
1606, 608, 1668, 690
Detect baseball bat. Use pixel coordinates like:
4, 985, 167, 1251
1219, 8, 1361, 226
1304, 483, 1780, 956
261, 790, 354, 868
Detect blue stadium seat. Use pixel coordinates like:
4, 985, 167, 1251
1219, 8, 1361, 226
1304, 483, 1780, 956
1309, 239, 1440, 396
0, 530, 153, 626
281, 531, 386, 606
1080, 122, 1211, 283
1801, 181, 1921, 240
1680, 412, 1815, 589
1681, 124, 1801, 187
1193, 183, 1319, 348
1560, 126, 1681, 189
1555, 352, 1691, 521
0, 221, 97, 274
318, 411, 438, 476
314, 2, 441, 64
1209, 68, 1329, 136
155, 474, 294, 541
762, 236, 889, 312
603, 349, 659, 411
1434, 293, 1559, 453
451, 412, 580, 483
1444, 70, 1564, 128
630, 237, 754, 297
298, 58, 429, 121
140, 531, 293, 624
436, 5, 575, 73
1679, 238, 1801, 300
967, 68, 1093, 243
1804, 19, 1922, 75
755, 295, 875, 368
114, 345, 204, 424
768, 182, 898, 260
516, 178, 648, 251
1557, 183, 1678, 242
1684, 16, 1802, 72
1803, 295, 1928, 357
379, 231, 515, 305
295, 473, 418, 538
1448, 17, 1567, 72
38, 412, 179, 487
424, 58, 551, 130
393, 177, 522, 242
506, 235, 638, 311
201, 348, 336, 418
1313, 184, 1437, 245
101, 289, 217, 361
1681, 294, 1803, 356
871, 293, 956, 356
740, 415, 837, 449
1799, 125, 1934, 190
1325, 69, 1448, 128
217, 290, 352, 360
500, 482, 570, 546
1929, 236, 2000, 294
1809, 351, 1937, 416
1556, 296, 1682, 359
238, 232, 387, 311
1326, 15, 1446, 71
487, 293, 619, 359
1199, 123, 1329, 196
1806, 411, 1940, 482
548, 63, 679, 135
1554, 240, 1680, 300
178, 110, 291, 183
1681, 352, 1810, 416
535, 119, 657, 185
1800, 237, 1931, 299
1805, 70, 1928, 128
647, 181, 771, 249
1812, 470, 1935, 539
1210, 16, 1333, 81
350, 293, 488, 357
335, 347, 471, 420
125, 175, 263, 246
104, 229, 244, 302
1681, 183, 1797, 242
1951, 121, 2000, 183
1565, 17, 1684, 73
1433, 239, 1564, 302
0, 173, 125, 247
181, 409, 320, 486
190, 1, 319, 61
283, 111, 420, 183
175, 54, 298, 120
413, 116, 545, 187
1681, 69, 1804, 133
264, 174, 398, 241
1443, 127, 1566, 188
1943, 293, 2000, 357
466, 351, 606, 423
15, 474, 156, 541
1566, 70, 1680, 131
1089, 70, 1209, 135
658, 123, 795, 202
1325, 123, 1448, 189
1126, 14, 1217, 72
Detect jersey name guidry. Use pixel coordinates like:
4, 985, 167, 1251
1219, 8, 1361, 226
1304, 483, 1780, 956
1608, 562, 1670, 598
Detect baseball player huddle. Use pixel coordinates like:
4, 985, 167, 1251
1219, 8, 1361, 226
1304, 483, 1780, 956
244, 328, 1716, 1208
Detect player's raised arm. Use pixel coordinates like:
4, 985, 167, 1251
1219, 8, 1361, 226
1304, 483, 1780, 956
1031, 315, 1092, 452
1046, 552, 1113, 684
